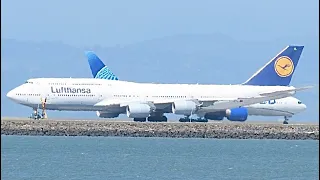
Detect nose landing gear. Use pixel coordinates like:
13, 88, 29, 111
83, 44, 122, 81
283, 116, 289, 124
30, 108, 41, 120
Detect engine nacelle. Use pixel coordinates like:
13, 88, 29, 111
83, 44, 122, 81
226, 107, 248, 121
126, 103, 152, 118
172, 100, 198, 116
204, 112, 224, 120
96, 111, 120, 118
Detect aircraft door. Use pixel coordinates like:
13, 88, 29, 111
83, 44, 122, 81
98, 93, 103, 101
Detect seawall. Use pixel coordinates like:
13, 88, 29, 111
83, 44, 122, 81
1, 119, 319, 140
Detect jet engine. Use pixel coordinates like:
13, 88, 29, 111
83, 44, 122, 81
96, 111, 120, 118
126, 103, 152, 118
172, 100, 199, 116
225, 107, 248, 121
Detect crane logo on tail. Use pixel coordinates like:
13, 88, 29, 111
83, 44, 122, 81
274, 56, 294, 77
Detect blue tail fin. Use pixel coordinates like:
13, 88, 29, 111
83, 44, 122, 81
242, 45, 304, 86
85, 51, 119, 80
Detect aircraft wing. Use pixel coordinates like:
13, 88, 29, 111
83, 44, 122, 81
94, 86, 312, 111
259, 86, 313, 96
94, 99, 151, 107
203, 94, 291, 110
204, 86, 313, 110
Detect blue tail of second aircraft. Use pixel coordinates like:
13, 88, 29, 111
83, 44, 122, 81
242, 45, 304, 86
85, 51, 119, 80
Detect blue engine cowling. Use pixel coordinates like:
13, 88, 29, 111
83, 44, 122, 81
225, 107, 248, 121
204, 112, 224, 120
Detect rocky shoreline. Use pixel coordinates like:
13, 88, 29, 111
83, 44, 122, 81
1, 119, 319, 140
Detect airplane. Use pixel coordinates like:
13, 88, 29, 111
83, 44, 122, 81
6, 45, 311, 124
84, 45, 307, 124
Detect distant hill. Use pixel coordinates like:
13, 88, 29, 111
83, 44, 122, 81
1, 34, 318, 121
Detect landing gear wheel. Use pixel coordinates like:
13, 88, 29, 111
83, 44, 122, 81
179, 116, 190, 122
191, 118, 208, 122
160, 116, 167, 122
283, 116, 289, 124
147, 116, 167, 122
29, 108, 41, 120
133, 118, 147, 122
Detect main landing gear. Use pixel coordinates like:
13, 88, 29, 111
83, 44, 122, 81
133, 118, 147, 122
147, 116, 167, 122
29, 98, 47, 120
179, 116, 208, 122
133, 113, 168, 122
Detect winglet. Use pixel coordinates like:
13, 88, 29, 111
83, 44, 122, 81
85, 51, 119, 80
242, 45, 304, 86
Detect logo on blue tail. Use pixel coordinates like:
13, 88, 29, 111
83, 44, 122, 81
95, 66, 119, 80
243, 45, 304, 86
85, 51, 119, 80
274, 56, 294, 77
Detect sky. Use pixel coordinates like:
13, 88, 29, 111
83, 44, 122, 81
2, 0, 318, 47
1, 0, 319, 121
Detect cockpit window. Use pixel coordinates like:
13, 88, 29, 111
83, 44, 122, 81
298, 101, 302, 104
25, 81, 33, 84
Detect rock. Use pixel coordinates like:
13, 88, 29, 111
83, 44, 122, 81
1, 119, 318, 140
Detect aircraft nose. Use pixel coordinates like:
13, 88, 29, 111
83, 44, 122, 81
6, 90, 15, 100
301, 103, 307, 110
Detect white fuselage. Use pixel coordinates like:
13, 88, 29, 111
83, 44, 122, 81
6, 78, 306, 117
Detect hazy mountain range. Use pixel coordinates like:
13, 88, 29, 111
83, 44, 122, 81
1, 34, 319, 121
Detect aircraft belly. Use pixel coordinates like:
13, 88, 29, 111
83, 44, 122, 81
154, 104, 172, 113
44, 104, 103, 111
